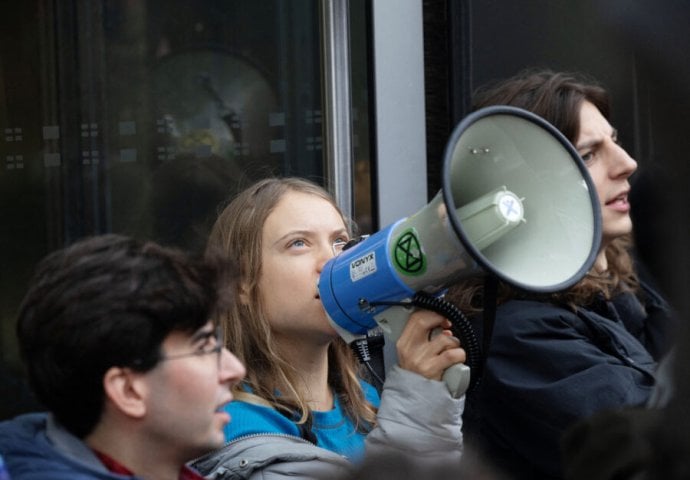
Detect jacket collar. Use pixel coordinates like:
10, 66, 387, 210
45, 414, 108, 473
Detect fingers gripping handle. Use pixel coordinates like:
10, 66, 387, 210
431, 326, 471, 398
373, 305, 470, 398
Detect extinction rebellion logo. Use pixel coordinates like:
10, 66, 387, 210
393, 228, 426, 276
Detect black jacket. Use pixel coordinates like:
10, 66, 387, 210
464, 281, 674, 479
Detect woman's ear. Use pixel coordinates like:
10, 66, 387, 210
102, 367, 147, 418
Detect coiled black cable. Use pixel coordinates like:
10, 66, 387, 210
350, 333, 386, 391
409, 291, 482, 392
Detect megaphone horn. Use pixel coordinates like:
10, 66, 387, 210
319, 106, 601, 397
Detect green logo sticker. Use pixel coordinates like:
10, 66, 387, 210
392, 228, 426, 276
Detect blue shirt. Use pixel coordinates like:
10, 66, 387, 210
223, 381, 380, 461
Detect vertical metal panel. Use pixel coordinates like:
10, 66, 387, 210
320, 0, 354, 218
371, 0, 427, 227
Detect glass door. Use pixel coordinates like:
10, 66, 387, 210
0, 0, 373, 418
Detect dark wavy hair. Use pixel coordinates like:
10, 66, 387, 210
16, 234, 236, 438
448, 69, 637, 311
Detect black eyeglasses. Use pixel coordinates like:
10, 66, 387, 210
158, 326, 224, 367
332, 235, 369, 256
332, 239, 348, 256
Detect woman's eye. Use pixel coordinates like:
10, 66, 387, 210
288, 239, 306, 248
332, 238, 348, 251
581, 152, 593, 163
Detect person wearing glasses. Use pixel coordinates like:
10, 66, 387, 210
191, 177, 466, 479
0, 234, 246, 480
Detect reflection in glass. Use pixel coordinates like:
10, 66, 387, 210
0, 0, 372, 419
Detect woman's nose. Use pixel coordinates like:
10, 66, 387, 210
316, 244, 336, 272
611, 142, 637, 178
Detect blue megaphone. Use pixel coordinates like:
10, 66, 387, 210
318, 106, 601, 397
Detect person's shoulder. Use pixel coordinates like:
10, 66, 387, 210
0, 413, 48, 446
489, 299, 589, 346
192, 433, 352, 480
499, 298, 563, 314
0, 413, 119, 480
496, 299, 578, 325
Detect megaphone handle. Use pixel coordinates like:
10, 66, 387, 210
373, 305, 470, 398
442, 363, 471, 398
430, 326, 471, 398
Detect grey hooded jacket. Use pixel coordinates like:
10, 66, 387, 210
192, 366, 465, 480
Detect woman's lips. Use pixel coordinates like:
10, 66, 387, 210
605, 194, 630, 212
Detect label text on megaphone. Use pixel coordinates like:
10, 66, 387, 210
350, 252, 377, 282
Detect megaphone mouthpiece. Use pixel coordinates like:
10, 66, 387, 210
444, 105, 601, 291
456, 186, 525, 252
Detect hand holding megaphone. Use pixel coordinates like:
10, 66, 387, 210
370, 303, 471, 397
393, 309, 468, 394
318, 106, 601, 397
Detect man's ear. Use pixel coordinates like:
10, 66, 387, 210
102, 367, 147, 418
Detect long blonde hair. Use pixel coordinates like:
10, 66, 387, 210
207, 177, 377, 430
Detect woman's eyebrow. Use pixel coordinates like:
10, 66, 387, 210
272, 229, 312, 246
